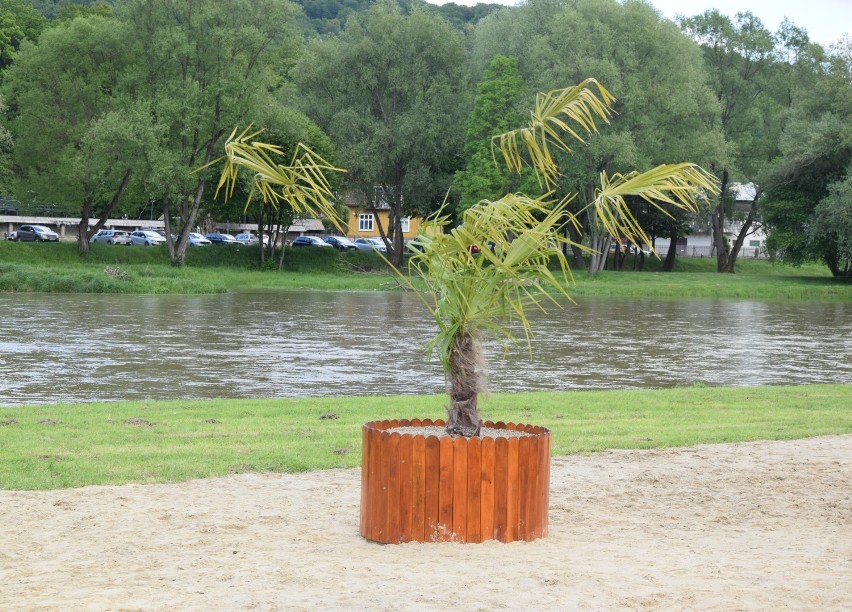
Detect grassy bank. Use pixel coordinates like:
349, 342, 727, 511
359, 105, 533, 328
1, 384, 849, 490
1, 240, 848, 299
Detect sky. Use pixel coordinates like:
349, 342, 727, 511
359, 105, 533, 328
422, 0, 851, 48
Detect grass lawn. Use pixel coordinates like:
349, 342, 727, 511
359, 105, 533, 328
0, 240, 848, 300
1, 384, 849, 490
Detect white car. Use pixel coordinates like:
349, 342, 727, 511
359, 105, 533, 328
130, 230, 167, 246
234, 233, 259, 245
91, 229, 131, 245
187, 232, 211, 246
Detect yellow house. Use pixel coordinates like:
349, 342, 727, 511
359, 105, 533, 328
343, 192, 424, 240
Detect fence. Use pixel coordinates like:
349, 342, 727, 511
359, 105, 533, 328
654, 245, 768, 259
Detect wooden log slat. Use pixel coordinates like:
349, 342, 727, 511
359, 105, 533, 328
542, 431, 551, 538
480, 437, 496, 541
359, 424, 369, 537
399, 434, 414, 543
494, 437, 509, 542
506, 437, 520, 543
371, 429, 388, 542
438, 435, 454, 541
518, 435, 531, 541
386, 433, 402, 544
412, 435, 426, 542
532, 434, 544, 539
424, 435, 441, 541
452, 436, 468, 543
466, 437, 482, 544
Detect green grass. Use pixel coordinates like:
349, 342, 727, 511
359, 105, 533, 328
1, 240, 848, 299
1, 384, 849, 490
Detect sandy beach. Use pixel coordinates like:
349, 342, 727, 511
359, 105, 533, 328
2, 435, 850, 611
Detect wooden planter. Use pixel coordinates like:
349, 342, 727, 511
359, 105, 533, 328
360, 419, 551, 544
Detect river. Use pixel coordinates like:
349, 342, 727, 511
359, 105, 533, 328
0, 291, 849, 406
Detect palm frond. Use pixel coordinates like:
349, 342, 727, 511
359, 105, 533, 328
591, 163, 719, 250
495, 78, 616, 187
408, 193, 581, 373
211, 125, 347, 232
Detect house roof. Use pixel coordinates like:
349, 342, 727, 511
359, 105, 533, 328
288, 218, 325, 233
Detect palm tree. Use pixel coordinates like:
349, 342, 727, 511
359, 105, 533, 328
212, 82, 717, 438
409, 79, 718, 436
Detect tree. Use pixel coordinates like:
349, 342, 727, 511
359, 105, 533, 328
293, 0, 466, 266
120, 0, 304, 266
0, 0, 47, 72
761, 38, 852, 279
452, 55, 534, 217
679, 10, 818, 273
2, 15, 155, 252
413, 80, 717, 436
0, 96, 13, 192
468, 0, 725, 275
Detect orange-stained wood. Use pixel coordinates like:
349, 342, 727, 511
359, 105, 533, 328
399, 434, 414, 543
466, 436, 482, 544
359, 425, 370, 537
452, 436, 468, 543
411, 435, 427, 542
480, 437, 496, 541
359, 421, 550, 544
438, 435, 454, 540
506, 437, 520, 542
424, 435, 441, 540
494, 437, 509, 542
386, 433, 402, 544
542, 431, 551, 538
371, 427, 387, 542
518, 435, 532, 541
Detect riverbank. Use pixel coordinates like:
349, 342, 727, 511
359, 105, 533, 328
2, 384, 849, 490
1, 240, 848, 299
1, 434, 849, 610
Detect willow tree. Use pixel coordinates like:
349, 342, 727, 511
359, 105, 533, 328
409, 79, 717, 436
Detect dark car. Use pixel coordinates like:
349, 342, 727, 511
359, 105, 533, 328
292, 235, 332, 248
324, 235, 358, 251
16, 224, 60, 242
205, 233, 240, 245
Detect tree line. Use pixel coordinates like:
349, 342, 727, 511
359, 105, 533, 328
0, 0, 849, 277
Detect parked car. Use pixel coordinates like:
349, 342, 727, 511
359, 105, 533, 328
354, 237, 387, 253
5, 230, 17, 241
187, 232, 212, 247
324, 235, 359, 251
91, 229, 131, 245
291, 235, 333, 248
16, 224, 60, 242
234, 233, 259, 245
205, 233, 240, 245
130, 230, 167, 246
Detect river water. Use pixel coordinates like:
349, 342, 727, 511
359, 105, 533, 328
0, 291, 849, 406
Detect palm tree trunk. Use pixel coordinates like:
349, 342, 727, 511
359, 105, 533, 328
446, 332, 485, 437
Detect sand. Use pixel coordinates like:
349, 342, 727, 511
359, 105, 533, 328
1, 435, 850, 611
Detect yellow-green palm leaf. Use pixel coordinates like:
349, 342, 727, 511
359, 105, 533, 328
409, 193, 577, 373
210, 125, 346, 231
495, 78, 615, 187
592, 163, 719, 251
